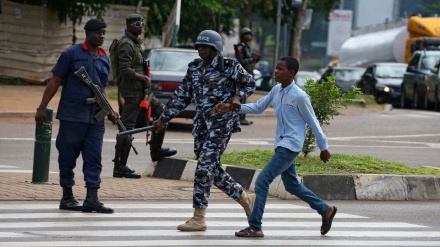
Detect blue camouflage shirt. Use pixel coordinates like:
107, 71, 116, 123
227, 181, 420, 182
159, 55, 255, 134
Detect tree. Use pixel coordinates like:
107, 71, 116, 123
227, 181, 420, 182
301, 77, 361, 157
287, 0, 341, 61
145, 0, 240, 44
417, 2, 440, 16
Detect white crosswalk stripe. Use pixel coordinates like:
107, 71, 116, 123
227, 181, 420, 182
0, 202, 439, 246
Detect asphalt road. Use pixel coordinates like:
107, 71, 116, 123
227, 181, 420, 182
0, 199, 439, 246
0, 106, 439, 177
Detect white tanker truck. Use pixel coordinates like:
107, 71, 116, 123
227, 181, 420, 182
337, 16, 440, 68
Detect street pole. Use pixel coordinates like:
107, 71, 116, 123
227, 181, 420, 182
272, 0, 282, 87
32, 106, 53, 183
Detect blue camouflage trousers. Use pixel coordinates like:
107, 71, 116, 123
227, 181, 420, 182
192, 123, 243, 208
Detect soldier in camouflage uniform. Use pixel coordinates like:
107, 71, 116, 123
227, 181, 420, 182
153, 30, 257, 232
234, 27, 260, 126
113, 14, 177, 179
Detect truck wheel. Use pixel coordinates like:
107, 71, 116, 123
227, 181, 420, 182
400, 87, 410, 108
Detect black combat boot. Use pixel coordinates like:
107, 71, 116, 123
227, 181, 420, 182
59, 187, 83, 211
113, 136, 141, 179
82, 188, 114, 214
149, 128, 177, 162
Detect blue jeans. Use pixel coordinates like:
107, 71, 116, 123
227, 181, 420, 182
249, 147, 329, 230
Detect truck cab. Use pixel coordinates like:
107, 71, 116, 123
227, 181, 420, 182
405, 16, 440, 63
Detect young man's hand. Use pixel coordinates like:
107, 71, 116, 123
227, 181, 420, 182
320, 150, 331, 163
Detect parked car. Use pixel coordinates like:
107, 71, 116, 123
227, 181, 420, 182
356, 63, 407, 105
295, 71, 321, 90
424, 61, 440, 111
400, 50, 440, 109
146, 47, 200, 119
319, 66, 365, 93
255, 60, 272, 78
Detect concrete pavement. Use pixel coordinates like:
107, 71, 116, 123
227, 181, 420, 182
0, 85, 439, 201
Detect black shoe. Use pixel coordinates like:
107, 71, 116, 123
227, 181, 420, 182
59, 198, 83, 211
82, 201, 114, 214
113, 165, 141, 179
151, 147, 177, 162
240, 119, 254, 125
82, 188, 114, 214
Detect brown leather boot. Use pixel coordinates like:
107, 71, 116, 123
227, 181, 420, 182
236, 191, 256, 220
177, 208, 207, 231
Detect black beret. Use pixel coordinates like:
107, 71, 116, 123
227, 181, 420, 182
126, 14, 143, 22
84, 19, 107, 31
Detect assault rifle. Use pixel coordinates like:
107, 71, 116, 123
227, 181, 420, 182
74, 66, 138, 155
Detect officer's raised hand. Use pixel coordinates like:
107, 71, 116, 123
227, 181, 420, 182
214, 103, 231, 114
152, 119, 165, 133
107, 112, 120, 125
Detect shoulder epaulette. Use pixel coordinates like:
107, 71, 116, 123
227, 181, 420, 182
188, 58, 202, 67
224, 58, 235, 68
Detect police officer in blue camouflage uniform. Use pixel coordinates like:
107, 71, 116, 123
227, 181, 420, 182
153, 30, 257, 231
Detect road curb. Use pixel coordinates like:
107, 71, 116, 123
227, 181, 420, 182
150, 157, 440, 201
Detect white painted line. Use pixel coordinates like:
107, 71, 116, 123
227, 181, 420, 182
0, 165, 19, 169
329, 133, 440, 141
2, 229, 440, 238
0, 221, 426, 229
0, 170, 58, 174
0, 203, 308, 210
0, 212, 366, 219
2, 240, 440, 246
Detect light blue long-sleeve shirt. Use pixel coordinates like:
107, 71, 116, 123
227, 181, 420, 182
239, 81, 328, 152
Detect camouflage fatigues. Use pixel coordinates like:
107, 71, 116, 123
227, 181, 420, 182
159, 55, 256, 208
117, 30, 163, 130
234, 41, 259, 76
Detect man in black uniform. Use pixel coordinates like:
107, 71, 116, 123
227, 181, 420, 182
113, 14, 177, 179
234, 27, 260, 126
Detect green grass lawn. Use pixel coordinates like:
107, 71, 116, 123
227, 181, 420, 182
215, 150, 440, 175
108, 85, 437, 176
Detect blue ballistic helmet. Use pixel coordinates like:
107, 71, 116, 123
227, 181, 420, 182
194, 30, 223, 52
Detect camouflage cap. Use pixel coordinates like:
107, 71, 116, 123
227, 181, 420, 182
126, 14, 143, 22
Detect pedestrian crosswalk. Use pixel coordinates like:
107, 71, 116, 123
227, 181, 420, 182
0, 202, 439, 246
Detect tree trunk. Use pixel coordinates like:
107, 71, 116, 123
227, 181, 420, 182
289, 0, 308, 61
240, 3, 253, 29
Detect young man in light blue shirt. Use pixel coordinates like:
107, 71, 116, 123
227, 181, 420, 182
214, 56, 337, 238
